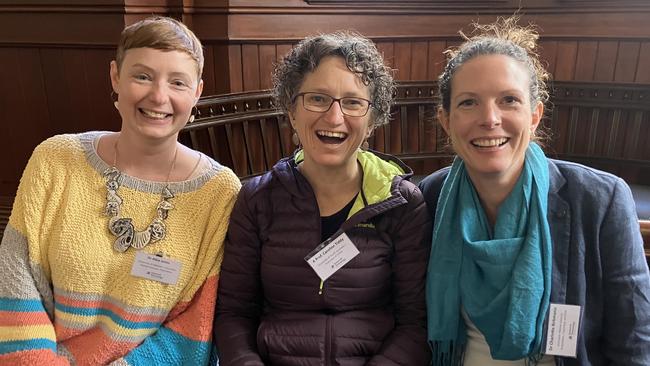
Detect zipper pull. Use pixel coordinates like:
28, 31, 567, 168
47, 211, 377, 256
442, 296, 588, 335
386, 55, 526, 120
318, 280, 324, 295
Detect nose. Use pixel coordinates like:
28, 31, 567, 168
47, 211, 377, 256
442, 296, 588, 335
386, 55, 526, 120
480, 102, 501, 128
322, 100, 345, 124
148, 82, 168, 105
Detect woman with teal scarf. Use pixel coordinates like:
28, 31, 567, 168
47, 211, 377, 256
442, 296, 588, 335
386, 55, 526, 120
418, 16, 650, 366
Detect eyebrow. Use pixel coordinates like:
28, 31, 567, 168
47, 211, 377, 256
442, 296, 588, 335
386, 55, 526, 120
303, 88, 369, 99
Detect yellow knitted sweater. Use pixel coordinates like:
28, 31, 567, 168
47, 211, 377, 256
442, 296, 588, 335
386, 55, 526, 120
0, 132, 241, 365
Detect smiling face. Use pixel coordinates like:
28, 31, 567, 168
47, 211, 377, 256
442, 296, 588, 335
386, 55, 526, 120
440, 54, 543, 185
290, 56, 373, 172
110, 47, 203, 143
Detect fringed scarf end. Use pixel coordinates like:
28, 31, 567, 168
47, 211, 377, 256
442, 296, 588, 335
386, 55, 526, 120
430, 340, 465, 366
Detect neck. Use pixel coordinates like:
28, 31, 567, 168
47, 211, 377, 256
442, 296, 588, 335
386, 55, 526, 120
467, 170, 520, 227
112, 132, 179, 182
299, 154, 362, 216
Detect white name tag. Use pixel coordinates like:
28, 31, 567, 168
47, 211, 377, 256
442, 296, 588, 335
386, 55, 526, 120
130, 251, 182, 285
305, 232, 360, 282
545, 303, 581, 357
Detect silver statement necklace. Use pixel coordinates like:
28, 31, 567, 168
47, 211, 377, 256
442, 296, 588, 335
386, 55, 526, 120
103, 140, 178, 252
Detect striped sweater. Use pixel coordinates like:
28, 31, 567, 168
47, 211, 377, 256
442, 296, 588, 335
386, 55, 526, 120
0, 132, 241, 365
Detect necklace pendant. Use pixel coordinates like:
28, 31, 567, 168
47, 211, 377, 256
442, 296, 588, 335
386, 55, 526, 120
104, 154, 176, 252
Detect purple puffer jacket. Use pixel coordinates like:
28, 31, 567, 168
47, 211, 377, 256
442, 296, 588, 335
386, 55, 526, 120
214, 150, 432, 365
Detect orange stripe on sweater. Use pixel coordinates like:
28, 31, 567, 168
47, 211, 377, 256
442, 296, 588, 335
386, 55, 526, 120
0, 311, 51, 326
0, 349, 70, 366
165, 275, 218, 342
60, 326, 137, 366
54, 295, 166, 323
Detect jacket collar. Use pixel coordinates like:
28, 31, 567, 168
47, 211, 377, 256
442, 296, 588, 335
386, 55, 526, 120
272, 149, 413, 223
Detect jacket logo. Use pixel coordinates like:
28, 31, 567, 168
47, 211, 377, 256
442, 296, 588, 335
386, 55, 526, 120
355, 223, 375, 229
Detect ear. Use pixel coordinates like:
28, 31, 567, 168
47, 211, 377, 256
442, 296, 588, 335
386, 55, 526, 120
365, 122, 375, 139
437, 107, 451, 135
530, 101, 544, 134
287, 110, 297, 129
194, 79, 204, 102
109, 60, 120, 93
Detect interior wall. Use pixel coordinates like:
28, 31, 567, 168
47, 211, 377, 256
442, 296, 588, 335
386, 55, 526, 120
1, 0, 649, 198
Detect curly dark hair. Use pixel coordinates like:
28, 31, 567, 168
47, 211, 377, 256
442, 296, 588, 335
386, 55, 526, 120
272, 31, 395, 128
438, 16, 550, 113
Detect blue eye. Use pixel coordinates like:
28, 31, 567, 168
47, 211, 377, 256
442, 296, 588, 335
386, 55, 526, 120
503, 96, 521, 105
134, 73, 151, 81
458, 99, 476, 107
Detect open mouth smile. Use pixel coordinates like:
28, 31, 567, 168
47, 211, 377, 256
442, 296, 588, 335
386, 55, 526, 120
316, 130, 348, 144
139, 108, 172, 119
471, 137, 509, 148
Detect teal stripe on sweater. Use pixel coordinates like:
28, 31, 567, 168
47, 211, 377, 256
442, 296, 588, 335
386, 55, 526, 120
125, 327, 210, 366
0, 298, 45, 312
0, 338, 57, 354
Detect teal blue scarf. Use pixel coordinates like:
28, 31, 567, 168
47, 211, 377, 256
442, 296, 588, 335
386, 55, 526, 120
427, 143, 552, 364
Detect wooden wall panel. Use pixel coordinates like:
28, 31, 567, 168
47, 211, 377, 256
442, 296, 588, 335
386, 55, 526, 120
410, 42, 429, 80
1, 0, 650, 206
539, 41, 557, 76
554, 41, 578, 80
228, 44, 244, 92
637, 42, 650, 83
594, 41, 618, 81
574, 42, 598, 81
259, 45, 277, 89
427, 41, 446, 80
614, 42, 641, 82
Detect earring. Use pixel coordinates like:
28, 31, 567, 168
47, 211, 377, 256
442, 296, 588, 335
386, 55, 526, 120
361, 140, 369, 150
111, 91, 119, 110
188, 106, 198, 123
292, 132, 300, 146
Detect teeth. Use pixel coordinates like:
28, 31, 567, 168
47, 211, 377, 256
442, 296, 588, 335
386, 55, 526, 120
317, 130, 347, 139
472, 137, 508, 147
141, 109, 169, 119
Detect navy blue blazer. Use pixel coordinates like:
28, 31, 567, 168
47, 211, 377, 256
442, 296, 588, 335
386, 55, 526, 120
419, 158, 650, 366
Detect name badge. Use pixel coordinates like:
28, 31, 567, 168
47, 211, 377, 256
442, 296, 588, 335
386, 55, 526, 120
304, 232, 360, 282
545, 303, 581, 357
130, 251, 182, 285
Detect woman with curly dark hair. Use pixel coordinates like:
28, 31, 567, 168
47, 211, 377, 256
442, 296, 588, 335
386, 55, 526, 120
213, 31, 432, 365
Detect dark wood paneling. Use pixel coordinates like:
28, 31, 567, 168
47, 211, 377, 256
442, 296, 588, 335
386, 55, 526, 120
1, 0, 650, 212
427, 41, 446, 80
555, 41, 578, 80
637, 42, 650, 83
594, 41, 618, 82
242, 44, 261, 91
574, 41, 598, 81
538, 40, 557, 76
614, 42, 641, 82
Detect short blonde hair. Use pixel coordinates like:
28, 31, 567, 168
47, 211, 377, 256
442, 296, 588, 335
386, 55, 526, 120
115, 16, 204, 79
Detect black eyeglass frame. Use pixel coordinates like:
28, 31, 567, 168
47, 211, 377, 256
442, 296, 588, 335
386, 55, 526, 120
291, 92, 373, 117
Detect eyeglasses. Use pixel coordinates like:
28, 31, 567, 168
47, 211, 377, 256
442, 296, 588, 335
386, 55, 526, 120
292, 92, 372, 117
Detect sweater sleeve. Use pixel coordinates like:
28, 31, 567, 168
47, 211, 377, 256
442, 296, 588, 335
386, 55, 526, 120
109, 185, 238, 366
367, 181, 433, 366
0, 142, 71, 365
600, 178, 650, 365
213, 183, 265, 365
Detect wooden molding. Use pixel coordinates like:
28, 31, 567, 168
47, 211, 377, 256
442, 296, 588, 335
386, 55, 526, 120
551, 81, 650, 110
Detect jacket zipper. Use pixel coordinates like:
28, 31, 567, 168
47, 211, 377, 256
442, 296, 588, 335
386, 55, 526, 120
325, 314, 332, 366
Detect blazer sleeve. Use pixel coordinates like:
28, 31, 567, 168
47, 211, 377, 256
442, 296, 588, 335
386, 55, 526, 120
366, 181, 432, 366
213, 183, 265, 365
600, 178, 650, 365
